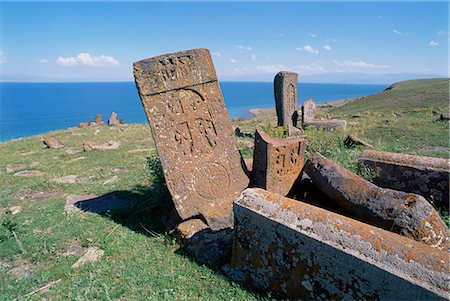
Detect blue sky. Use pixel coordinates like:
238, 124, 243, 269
0, 1, 448, 82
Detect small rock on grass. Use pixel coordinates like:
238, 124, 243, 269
51, 175, 77, 184
43, 136, 64, 149
9, 206, 22, 215
71, 247, 104, 269
13, 170, 42, 177
83, 140, 120, 151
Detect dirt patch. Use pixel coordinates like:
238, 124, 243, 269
62, 238, 85, 257
10, 259, 35, 280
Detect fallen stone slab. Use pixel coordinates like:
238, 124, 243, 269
303, 153, 449, 250
13, 170, 42, 177
65, 193, 135, 214
12, 190, 63, 201
230, 188, 449, 300
303, 119, 346, 131
6, 162, 39, 173
134, 48, 249, 230
359, 149, 449, 210
71, 247, 104, 269
43, 136, 64, 149
83, 140, 120, 151
252, 129, 306, 196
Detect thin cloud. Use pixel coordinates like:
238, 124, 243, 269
437, 31, 447, 36
297, 45, 319, 54
308, 33, 317, 38
326, 38, 336, 43
299, 64, 326, 73
56, 52, 119, 67
322, 45, 332, 51
256, 64, 285, 73
39, 58, 49, 64
334, 60, 390, 68
0, 51, 6, 64
251, 53, 256, 62
429, 40, 439, 46
234, 45, 252, 51
230, 58, 237, 63
212, 52, 222, 58
392, 29, 402, 35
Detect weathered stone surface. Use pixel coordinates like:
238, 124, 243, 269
13, 170, 42, 177
274, 71, 299, 129
175, 219, 233, 267
134, 48, 249, 230
95, 114, 103, 124
108, 112, 120, 126
252, 129, 306, 196
77, 122, 91, 128
301, 98, 316, 123
303, 119, 346, 131
344, 134, 373, 148
359, 149, 450, 210
43, 136, 64, 149
52, 175, 78, 184
304, 153, 449, 250
5, 162, 39, 173
83, 140, 120, 151
230, 188, 449, 300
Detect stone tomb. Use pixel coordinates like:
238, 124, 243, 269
251, 129, 306, 196
133, 48, 249, 230
274, 71, 299, 129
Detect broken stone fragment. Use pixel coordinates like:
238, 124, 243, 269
71, 247, 104, 269
133, 48, 249, 231
344, 134, 373, 148
359, 149, 450, 210
303, 153, 449, 250
83, 140, 120, 151
43, 136, 64, 149
252, 129, 306, 196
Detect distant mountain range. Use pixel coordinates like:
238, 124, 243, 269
219, 73, 448, 85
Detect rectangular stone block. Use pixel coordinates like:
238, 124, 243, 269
251, 129, 306, 196
134, 49, 249, 230
231, 188, 449, 300
274, 71, 299, 129
359, 149, 449, 210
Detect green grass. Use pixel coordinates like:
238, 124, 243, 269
0, 78, 448, 299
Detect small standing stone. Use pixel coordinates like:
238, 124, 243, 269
301, 98, 316, 123
274, 71, 299, 130
95, 114, 105, 126
108, 112, 120, 126
43, 136, 64, 149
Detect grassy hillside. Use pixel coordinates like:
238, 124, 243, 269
0, 78, 448, 299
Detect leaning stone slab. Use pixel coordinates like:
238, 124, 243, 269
252, 129, 306, 196
230, 188, 449, 300
304, 153, 449, 250
303, 119, 346, 131
134, 48, 249, 230
274, 71, 299, 129
359, 149, 449, 210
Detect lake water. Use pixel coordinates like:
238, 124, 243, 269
0, 82, 387, 141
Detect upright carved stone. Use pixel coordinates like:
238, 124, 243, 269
252, 129, 306, 196
301, 98, 316, 123
274, 72, 299, 129
133, 49, 249, 230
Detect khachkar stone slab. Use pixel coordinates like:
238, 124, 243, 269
301, 98, 316, 123
133, 48, 249, 230
303, 153, 449, 250
251, 129, 306, 196
230, 188, 449, 300
359, 149, 449, 210
274, 71, 299, 129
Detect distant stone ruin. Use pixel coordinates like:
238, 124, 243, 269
301, 98, 347, 131
133, 48, 449, 299
134, 48, 249, 231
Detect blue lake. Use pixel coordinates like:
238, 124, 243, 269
0, 82, 387, 141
